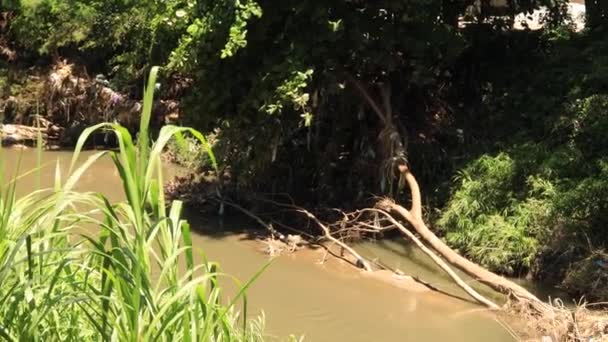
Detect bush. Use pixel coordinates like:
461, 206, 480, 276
439, 32, 608, 298
438, 152, 554, 275
165, 134, 216, 170
439, 98, 608, 280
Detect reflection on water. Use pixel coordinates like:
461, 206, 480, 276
4, 148, 515, 342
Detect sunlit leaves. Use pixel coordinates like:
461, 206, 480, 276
221, 0, 262, 58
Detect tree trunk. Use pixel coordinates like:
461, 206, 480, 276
369, 208, 500, 309
377, 168, 550, 313
348, 70, 546, 311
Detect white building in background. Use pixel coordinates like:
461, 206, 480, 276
513, 2, 586, 31
461, 0, 587, 31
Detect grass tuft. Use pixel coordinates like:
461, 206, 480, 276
0, 67, 265, 341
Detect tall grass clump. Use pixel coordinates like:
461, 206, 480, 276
438, 150, 555, 275
0, 67, 267, 341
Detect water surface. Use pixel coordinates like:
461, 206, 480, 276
4, 148, 515, 342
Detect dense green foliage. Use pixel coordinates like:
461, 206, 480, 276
439, 31, 608, 299
439, 151, 550, 274
2, 0, 607, 301
0, 68, 266, 340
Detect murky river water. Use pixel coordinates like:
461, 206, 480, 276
4, 148, 515, 341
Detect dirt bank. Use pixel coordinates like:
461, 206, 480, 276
1, 60, 180, 147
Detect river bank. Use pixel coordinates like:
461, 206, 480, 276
0, 60, 180, 149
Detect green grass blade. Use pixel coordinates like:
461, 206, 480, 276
138, 66, 160, 194
181, 222, 194, 278
68, 123, 111, 175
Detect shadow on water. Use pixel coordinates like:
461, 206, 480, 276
182, 206, 265, 240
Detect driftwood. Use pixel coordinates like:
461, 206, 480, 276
298, 208, 372, 272
1, 124, 46, 146
216, 190, 607, 339
226, 193, 500, 307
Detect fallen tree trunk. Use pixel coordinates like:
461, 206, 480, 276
327, 76, 537, 310
376, 166, 550, 313
364, 208, 500, 309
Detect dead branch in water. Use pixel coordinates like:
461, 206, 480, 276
238, 195, 497, 306
376, 167, 551, 314
219, 198, 373, 271
294, 207, 372, 272
357, 207, 500, 309
214, 192, 608, 339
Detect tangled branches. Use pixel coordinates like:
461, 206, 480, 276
506, 299, 608, 341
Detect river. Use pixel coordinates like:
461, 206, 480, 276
4, 148, 515, 341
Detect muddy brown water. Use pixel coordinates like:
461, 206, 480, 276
4, 148, 515, 341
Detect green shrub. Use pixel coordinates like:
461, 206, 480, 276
438, 31, 608, 292
439, 139, 607, 279
165, 134, 216, 170
438, 152, 555, 274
